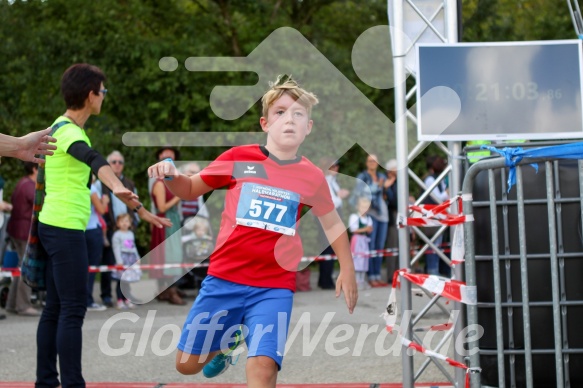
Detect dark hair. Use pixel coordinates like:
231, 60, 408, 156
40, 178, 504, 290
155, 146, 180, 161
61, 64, 106, 110
23, 161, 38, 175
425, 155, 437, 170
115, 213, 133, 230
425, 155, 446, 175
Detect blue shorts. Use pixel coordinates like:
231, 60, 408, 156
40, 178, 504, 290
177, 275, 294, 369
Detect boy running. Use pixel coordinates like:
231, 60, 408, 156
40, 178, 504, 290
148, 76, 357, 388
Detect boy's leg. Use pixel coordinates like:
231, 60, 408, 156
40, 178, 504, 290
246, 356, 278, 388
176, 350, 222, 375
176, 276, 244, 375
244, 286, 293, 387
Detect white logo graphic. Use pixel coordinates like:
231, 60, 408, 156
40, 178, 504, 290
244, 165, 257, 174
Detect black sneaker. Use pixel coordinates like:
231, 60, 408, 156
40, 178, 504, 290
102, 298, 114, 308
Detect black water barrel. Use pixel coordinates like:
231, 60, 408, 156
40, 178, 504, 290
472, 159, 583, 386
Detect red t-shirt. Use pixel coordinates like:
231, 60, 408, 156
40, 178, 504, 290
200, 145, 334, 291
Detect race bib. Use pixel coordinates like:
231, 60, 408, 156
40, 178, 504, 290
236, 182, 300, 236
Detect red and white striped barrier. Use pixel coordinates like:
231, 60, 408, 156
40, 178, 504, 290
398, 194, 473, 228
382, 269, 477, 333
402, 337, 480, 387
0, 244, 457, 278
398, 194, 471, 265
380, 269, 479, 386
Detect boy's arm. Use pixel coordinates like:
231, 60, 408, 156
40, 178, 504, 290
148, 160, 214, 200
318, 210, 358, 314
96, 165, 171, 229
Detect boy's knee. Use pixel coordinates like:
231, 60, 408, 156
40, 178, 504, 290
176, 361, 202, 375
175, 350, 205, 375
246, 356, 278, 382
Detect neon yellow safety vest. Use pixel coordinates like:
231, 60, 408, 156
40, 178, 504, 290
39, 116, 92, 230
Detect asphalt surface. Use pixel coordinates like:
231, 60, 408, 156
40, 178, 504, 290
0, 273, 456, 386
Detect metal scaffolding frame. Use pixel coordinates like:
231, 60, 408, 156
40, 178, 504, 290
389, 0, 465, 386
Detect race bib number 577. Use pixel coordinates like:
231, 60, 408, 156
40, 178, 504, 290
235, 183, 300, 236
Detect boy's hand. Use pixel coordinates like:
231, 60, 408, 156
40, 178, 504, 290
148, 159, 179, 180
336, 271, 358, 314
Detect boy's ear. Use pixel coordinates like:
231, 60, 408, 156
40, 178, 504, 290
259, 116, 269, 133
306, 119, 313, 135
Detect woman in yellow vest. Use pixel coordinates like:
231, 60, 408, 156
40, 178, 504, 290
36, 64, 171, 388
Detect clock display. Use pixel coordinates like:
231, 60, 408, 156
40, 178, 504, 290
417, 40, 583, 141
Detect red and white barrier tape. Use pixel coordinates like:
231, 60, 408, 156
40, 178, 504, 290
0, 246, 423, 278
413, 322, 454, 333
381, 269, 477, 333
380, 269, 480, 385
402, 337, 467, 369
402, 337, 480, 387
398, 194, 471, 265
398, 194, 474, 228
0, 242, 457, 278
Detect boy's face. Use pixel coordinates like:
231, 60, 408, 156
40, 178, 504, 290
260, 94, 313, 151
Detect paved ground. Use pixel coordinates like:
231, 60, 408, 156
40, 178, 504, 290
0, 273, 459, 386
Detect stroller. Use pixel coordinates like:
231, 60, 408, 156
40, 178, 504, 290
0, 213, 12, 309
0, 213, 45, 309
178, 216, 214, 291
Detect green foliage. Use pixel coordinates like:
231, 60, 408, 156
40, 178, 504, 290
0, 0, 578, 251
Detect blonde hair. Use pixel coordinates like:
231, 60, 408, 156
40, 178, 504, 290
192, 217, 210, 235
261, 75, 319, 118
355, 197, 371, 211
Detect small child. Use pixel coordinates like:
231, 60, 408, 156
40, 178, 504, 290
348, 197, 373, 290
183, 216, 214, 262
111, 213, 142, 309
182, 216, 214, 289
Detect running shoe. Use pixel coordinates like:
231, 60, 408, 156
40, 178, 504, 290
203, 328, 243, 378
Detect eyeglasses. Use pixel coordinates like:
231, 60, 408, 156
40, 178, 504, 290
100, 89, 108, 96
110, 160, 124, 165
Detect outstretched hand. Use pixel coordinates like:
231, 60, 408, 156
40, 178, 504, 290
148, 159, 179, 180
113, 186, 139, 203
336, 271, 358, 314
111, 185, 172, 229
16, 127, 58, 163
139, 210, 172, 229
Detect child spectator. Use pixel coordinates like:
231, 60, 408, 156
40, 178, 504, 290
348, 197, 373, 290
183, 216, 214, 262
111, 213, 142, 309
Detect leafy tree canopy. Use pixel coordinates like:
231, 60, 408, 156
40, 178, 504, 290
0, 0, 577, 247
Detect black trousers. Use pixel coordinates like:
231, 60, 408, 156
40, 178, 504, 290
100, 228, 115, 301
317, 245, 335, 289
